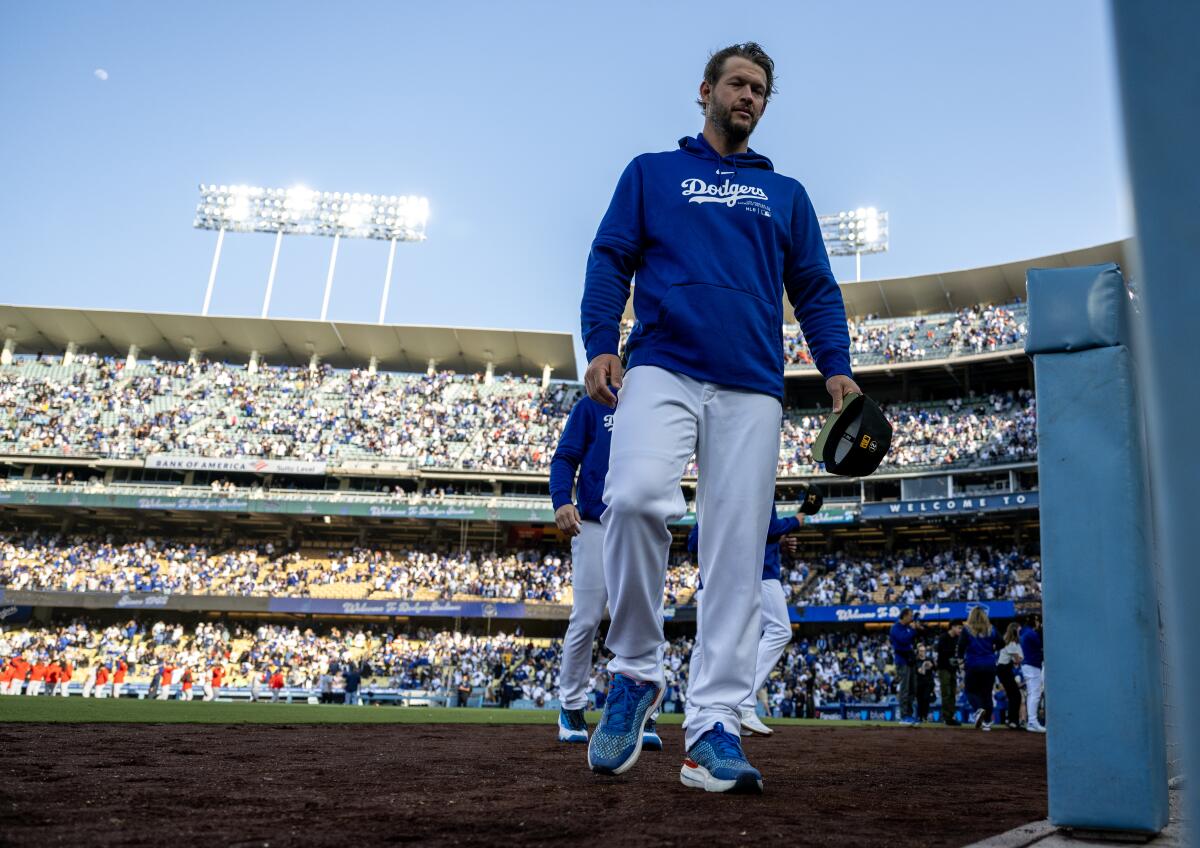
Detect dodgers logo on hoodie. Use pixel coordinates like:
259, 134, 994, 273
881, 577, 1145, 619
680, 177, 772, 217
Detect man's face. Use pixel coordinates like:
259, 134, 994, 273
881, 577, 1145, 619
701, 56, 768, 142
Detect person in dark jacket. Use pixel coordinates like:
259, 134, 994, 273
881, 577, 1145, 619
889, 608, 920, 725
959, 606, 1002, 730
914, 643, 936, 722
936, 621, 964, 725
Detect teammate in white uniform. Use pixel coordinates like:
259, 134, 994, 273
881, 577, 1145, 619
551, 391, 666, 751
686, 501, 808, 736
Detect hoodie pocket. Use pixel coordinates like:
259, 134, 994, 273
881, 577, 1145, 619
654, 282, 782, 386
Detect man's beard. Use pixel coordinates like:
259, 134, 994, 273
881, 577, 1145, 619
709, 99, 758, 143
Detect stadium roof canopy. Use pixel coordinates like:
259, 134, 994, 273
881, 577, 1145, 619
0, 306, 578, 380
620, 239, 1129, 322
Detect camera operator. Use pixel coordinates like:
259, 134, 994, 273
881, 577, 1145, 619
914, 643, 936, 722
936, 620, 963, 726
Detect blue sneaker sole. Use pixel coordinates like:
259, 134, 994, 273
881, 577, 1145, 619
587, 685, 664, 776
642, 735, 663, 752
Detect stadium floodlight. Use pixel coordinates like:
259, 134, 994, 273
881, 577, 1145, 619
194, 184, 430, 322
818, 207, 889, 282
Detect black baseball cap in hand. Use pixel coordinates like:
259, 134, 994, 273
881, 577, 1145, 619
798, 483, 824, 515
812, 392, 892, 477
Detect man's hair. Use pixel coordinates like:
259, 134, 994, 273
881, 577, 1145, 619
697, 42, 778, 113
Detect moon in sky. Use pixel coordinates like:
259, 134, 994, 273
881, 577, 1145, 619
94, 68, 109, 81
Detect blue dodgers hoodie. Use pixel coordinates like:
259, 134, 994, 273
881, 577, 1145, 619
582, 133, 852, 399
549, 394, 615, 522
687, 503, 800, 582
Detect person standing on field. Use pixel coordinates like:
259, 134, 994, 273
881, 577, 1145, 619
960, 606, 1001, 731
889, 608, 921, 726
995, 623, 1024, 729
936, 621, 963, 725
1019, 615, 1046, 732
111, 658, 127, 699
550, 388, 666, 751
580, 42, 857, 792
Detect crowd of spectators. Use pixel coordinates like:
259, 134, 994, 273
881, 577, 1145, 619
0, 530, 1038, 608
0, 354, 577, 472
2, 615, 982, 721
0, 532, 574, 603
783, 302, 1027, 368
0, 616, 898, 712
793, 546, 1040, 607
0, 350, 1038, 477
778, 390, 1037, 475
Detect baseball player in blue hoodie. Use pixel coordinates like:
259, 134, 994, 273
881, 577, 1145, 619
580, 42, 858, 793
549, 391, 663, 751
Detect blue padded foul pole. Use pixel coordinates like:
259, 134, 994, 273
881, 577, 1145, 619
1027, 263, 1168, 833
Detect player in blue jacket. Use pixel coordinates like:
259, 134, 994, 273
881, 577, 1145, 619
580, 42, 858, 794
889, 609, 921, 726
1019, 615, 1045, 732
684, 497, 812, 737
549, 391, 662, 751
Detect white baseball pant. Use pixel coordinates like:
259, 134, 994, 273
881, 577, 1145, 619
602, 365, 780, 747
744, 578, 792, 711
558, 520, 608, 711
685, 579, 792, 721
1022, 664, 1044, 725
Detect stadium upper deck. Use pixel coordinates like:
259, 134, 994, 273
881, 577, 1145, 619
0, 243, 1112, 500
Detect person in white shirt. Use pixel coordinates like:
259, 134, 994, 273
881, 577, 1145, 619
995, 623, 1024, 730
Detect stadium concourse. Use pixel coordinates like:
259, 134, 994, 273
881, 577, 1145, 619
0, 247, 1127, 846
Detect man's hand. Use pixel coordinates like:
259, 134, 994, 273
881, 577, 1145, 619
825, 374, 863, 413
554, 504, 583, 537
585, 354, 623, 407
792, 511, 808, 524
782, 535, 800, 556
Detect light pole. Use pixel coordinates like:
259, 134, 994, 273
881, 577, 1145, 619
818, 207, 889, 281
194, 184, 429, 320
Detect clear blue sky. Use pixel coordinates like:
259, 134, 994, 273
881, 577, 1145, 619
0, 1, 1128, 348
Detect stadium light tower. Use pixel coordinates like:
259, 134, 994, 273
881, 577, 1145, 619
818, 207, 889, 282
194, 184, 429, 322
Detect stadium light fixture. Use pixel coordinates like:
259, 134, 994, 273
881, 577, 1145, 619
818, 207, 889, 282
194, 184, 430, 321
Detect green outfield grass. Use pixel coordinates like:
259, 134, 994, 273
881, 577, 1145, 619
0, 696, 903, 727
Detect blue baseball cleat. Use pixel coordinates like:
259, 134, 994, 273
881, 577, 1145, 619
587, 673, 663, 775
680, 722, 764, 794
642, 718, 663, 752
558, 707, 589, 743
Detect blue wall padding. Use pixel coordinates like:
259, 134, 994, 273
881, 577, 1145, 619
1026, 263, 1131, 354
1035, 344, 1168, 833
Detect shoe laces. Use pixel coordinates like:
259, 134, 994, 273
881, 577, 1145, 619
603, 675, 643, 732
705, 722, 745, 760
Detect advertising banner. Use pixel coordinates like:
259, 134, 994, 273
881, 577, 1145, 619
789, 599, 1017, 623
860, 491, 1038, 520
144, 455, 328, 475
266, 598, 529, 618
